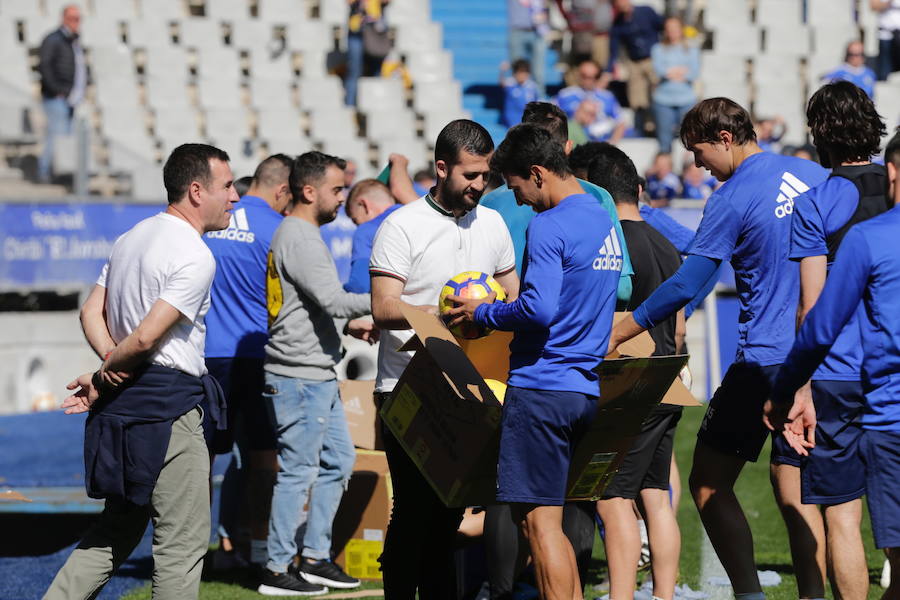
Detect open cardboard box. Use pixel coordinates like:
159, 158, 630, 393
379, 306, 699, 507
340, 380, 383, 451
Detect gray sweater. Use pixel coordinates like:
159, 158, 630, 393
265, 217, 370, 380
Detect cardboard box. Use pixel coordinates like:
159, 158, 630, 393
380, 306, 695, 507
332, 449, 392, 580
340, 380, 383, 451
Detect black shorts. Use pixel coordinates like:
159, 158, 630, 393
697, 362, 802, 465
602, 406, 682, 500
203, 357, 277, 454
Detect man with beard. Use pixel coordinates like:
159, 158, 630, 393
259, 151, 376, 596
370, 120, 519, 598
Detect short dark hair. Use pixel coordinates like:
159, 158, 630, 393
434, 119, 494, 166
512, 58, 531, 73
568, 142, 609, 179
886, 128, 900, 167
163, 143, 230, 204
679, 97, 757, 148
234, 175, 253, 197
585, 143, 641, 205
806, 81, 886, 165
522, 102, 568, 146
491, 123, 571, 179
253, 153, 294, 189
289, 151, 346, 203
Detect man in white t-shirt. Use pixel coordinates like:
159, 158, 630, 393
44, 144, 238, 600
370, 119, 519, 598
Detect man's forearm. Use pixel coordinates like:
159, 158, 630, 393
372, 295, 414, 330
80, 285, 115, 359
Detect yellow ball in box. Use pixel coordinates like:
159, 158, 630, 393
438, 271, 507, 339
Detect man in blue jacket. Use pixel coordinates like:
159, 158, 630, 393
768, 130, 900, 600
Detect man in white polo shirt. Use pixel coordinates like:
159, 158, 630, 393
44, 143, 238, 600
370, 119, 519, 599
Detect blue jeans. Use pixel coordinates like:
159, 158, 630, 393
652, 101, 691, 153
508, 28, 546, 92
39, 96, 72, 180
263, 373, 355, 572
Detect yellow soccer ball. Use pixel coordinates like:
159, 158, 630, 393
438, 271, 507, 339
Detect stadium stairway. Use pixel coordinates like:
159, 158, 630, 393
430, 0, 564, 143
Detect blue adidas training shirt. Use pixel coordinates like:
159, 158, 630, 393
774, 205, 900, 431
481, 179, 633, 303
475, 193, 621, 396
204, 195, 283, 358
345, 204, 400, 293
790, 176, 867, 381
686, 153, 828, 366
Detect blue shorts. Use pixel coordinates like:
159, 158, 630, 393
697, 363, 801, 465
203, 357, 277, 454
497, 386, 598, 506
800, 380, 866, 505
861, 429, 900, 549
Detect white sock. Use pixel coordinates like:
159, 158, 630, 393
638, 518, 649, 545
250, 539, 268, 565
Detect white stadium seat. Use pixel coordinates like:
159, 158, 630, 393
413, 80, 463, 114
256, 107, 304, 140
365, 108, 416, 141
357, 77, 406, 113
250, 77, 296, 110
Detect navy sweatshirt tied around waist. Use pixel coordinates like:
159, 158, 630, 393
83, 364, 225, 506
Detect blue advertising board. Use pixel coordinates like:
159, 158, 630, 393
0, 202, 356, 288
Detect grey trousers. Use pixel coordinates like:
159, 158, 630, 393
44, 408, 210, 600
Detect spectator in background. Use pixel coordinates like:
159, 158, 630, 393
871, 0, 900, 80
681, 160, 717, 200
500, 59, 541, 127
345, 0, 391, 106
651, 16, 699, 152
37, 4, 86, 183
343, 158, 358, 189
234, 175, 253, 198
344, 179, 399, 293
755, 116, 786, 154
645, 152, 681, 203
556, 59, 626, 143
823, 41, 876, 99
412, 168, 435, 196
609, 0, 662, 135
507, 0, 550, 91
786, 144, 819, 163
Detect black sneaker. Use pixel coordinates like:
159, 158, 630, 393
299, 559, 361, 589
257, 569, 327, 596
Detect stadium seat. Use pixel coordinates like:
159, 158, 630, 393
95, 75, 142, 109
145, 0, 188, 20
205, 107, 251, 138
154, 107, 201, 140
0, 103, 30, 140
376, 137, 429, 173
106, 133, 157, 171
257, 0, 306, 24
365, 108, 417, 141
710, 24, 760, 56
299, 49, 328, 78
394, 21, 443, 55
195, 46, 243, 82
703, 0, 751, 30
875, 82, 900, 132
248, 47, 293, 81
256, 107, 304, 140
412, 80, 463, 114
308, 106, 358, 141
178, 17, 224, 47
286, 20, 332, 53
385, 0, 431, 26
616, 138, 660, 175
422, 110, 470, 143
406, 50, 454, 84
44, 0, 72, 19
320, 137, 371, 172
250, 78, 296, 110
143, 46, 189, 81
806, 0, 856, 28
699, 80, 750, 108
752, 54, 801, 86
0, 44, 34, 97
318, 0, 349, 27
806, 53, 839, 92
764, 25, 811, 56
230, 20, 276, 51
357, 77, 406, 113
80, 18, 123, 46
89, 44, 135, 81
263, 135, 314, 156
297, 76, 344, 110
100, 105, 149, 139
128, 18, 176, 48
21, 15, 55, 48
700, 52, 748, 86
144, 75, 192, 110
197, 77, 244, 109
204, 0, 249, 21
129, 160, 166, 199
810, 24, 861, 55
0, 0, 40, 18
755, 0, 802, 28
93, 0, 139, 20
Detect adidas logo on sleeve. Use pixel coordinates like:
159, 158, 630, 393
593, 227, 623, 271
206, 208, 256, 243
773, 172, 811, 219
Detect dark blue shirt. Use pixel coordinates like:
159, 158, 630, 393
774, 206, 900, 431
609, 5, 662, 66
502, 76, 540, 127
687, 153, 828, 365
204, 195, 283, 358
823, 64, 876, 99
475, 194, 621, 395
791, 176, 864, 380
345, 204, 399, 293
